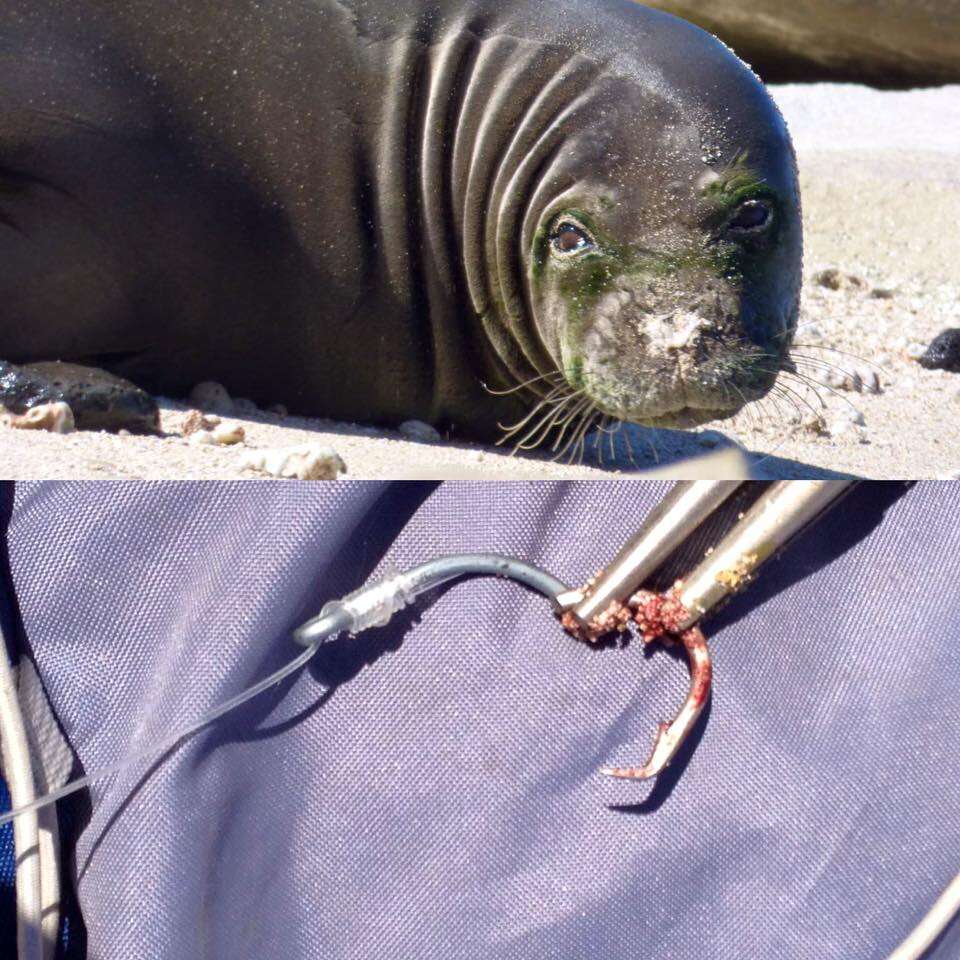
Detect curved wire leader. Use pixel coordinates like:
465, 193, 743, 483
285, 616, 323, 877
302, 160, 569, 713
0, 555, 567, 829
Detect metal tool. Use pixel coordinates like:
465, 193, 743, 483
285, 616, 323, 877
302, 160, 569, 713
565, 480, 743, 631
560, 479, 858, 779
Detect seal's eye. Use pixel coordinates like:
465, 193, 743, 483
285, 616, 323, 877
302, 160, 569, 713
726, 199, 772, 234
550, 222, 594, 255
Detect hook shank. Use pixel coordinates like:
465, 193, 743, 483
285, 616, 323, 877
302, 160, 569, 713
600, 621, 712, 780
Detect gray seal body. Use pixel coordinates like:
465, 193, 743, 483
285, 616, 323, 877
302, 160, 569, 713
0, 0, 801, 440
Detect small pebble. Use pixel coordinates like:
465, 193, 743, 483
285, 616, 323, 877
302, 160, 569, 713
816, 368, 861, 392
212, 423, 245, 445
917, 328, 960, 372
812, 268, 865, 291
2, 401, 75, 434
870, 287, 896, 299
189, 422, 246, 446
813, 268, 843, 290
189, 381, 234, 414
831, 417, 869, 443
181, 409, 221, 436
240, 443, 346, 480
798, 413, 829, 436
398, 420, 442, 443
846, 407, 866, 426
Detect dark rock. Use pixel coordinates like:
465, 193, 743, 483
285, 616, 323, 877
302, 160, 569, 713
0, 360, 160, 433
917, 329, 960, 372
812, 268, 865, 291
814, 269, 844, 290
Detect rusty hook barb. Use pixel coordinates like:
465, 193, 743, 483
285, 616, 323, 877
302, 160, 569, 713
561, 587, 713, 780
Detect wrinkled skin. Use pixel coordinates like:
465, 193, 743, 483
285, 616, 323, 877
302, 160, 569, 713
0, 0, 801, 442
521, 77, 801, 431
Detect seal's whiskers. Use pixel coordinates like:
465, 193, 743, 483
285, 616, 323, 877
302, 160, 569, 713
727, 380, 762, 432
775, 376, 828, 418
790, 342, 886, 373
514, 392, 586, 451
750, 394, 775, 431
787, 352, 864, 382
767, 385, 804, 423
482, 370, 564, 397
595, 414, 622, 464
555, 403, 600, 464
548, 396, 593, 455
498, 388, 585, 452
787, 352, 885, 410
742, 361, 834, 434
495, 384, 570, 442
642, 429, 661, 466
521, 393, 590, 455
778, 366, 863, 417
572, 412, 597, 464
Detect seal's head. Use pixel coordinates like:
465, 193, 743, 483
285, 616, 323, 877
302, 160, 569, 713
520, 11, 802, 431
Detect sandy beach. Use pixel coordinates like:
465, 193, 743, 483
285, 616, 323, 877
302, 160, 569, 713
2, 83, 958, 480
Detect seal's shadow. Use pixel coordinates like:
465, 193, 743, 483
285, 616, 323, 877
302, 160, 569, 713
577, 424, 857, 479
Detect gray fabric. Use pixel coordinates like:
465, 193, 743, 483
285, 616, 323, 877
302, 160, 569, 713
3, 480, 959, 959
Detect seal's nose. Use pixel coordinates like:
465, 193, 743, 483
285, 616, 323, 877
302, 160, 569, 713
650, 312, 709, 352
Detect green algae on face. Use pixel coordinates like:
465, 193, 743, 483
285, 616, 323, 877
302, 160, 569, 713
533, 206, 739, 310
565, 354, 585, 388
530, 207, 629, 322
520, 180, 793, 427
698, 155, 784, 279
701, 153, 781, 218
528, 188, 782, 375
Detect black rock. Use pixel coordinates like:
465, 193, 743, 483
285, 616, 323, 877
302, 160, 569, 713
917, 329, 960, 372
0, 360, 160, 433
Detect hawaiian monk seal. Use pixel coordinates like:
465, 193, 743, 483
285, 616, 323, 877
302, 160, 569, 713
0, 0, 800, 447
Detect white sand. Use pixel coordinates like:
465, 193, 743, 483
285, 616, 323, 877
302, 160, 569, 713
727, 84, 960, 478
2, 83, 958, 480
